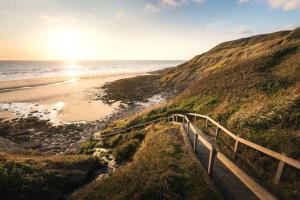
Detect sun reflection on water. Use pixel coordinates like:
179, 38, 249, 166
64, 62, 83, 77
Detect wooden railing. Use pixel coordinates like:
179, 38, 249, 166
94, 113, 300, 200
185, 113, 300, 185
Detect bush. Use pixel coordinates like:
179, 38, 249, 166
79, 140, 98, 154
0, 154, 102, 200
113, 139, 140, 163
107, 134, 123, 147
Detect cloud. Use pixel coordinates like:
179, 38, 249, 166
238, 0, 300, 10
161, 0, 179, 7
237, 0, 251, 4
41, 15, 77, 24
145, 0, 204, 13
161, 0, 204, 7
238, 30, 253, 35
267, 0, 300, 11
281, 0, 300, 10
144, 4, 161, 13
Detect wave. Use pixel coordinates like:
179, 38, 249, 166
0, 60, 184, 81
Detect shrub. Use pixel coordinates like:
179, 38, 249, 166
0, 154, 102, 200
113, 139, 140, 163
80, 140, 98, 154
107, 134, 123, 147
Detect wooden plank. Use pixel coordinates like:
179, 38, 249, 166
238, 137, 300, 169
187, 113, 300, 170
215, 126, 219, 138
186, 113, 237, 139
190, 124, 212, 150
208, 148, 216, 176
217, 152, 277, 200
273, 154, 286, 185
234, 136, 239, 159
193, 133, 198, 151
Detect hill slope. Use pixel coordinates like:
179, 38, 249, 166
99, 27, 300, 199
161, 28, 300, 152
157, 28, 300, 199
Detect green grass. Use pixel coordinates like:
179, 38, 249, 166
80, 140, 99, 154
72, 123, 220, 200
0, 153, 104, 200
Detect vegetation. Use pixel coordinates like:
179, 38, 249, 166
80, 140, 99, 154
2, 28, 300, 200
95, 28, 300, 199
0, 152, 104, 200
71, 123, 220, 200
98, 75, 162, 105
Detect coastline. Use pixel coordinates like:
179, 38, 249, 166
0, 71, 167, 155
0, 72, 148, 123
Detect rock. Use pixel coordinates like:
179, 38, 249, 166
11, 129, 31, 136
20, 141, 42, 149
0, 136, 25, 153
28, 128, 35, 132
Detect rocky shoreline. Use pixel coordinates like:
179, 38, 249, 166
0, 103, 144, 155
0, 73, 170, 155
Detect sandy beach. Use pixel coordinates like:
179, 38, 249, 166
0, 72, 146, 123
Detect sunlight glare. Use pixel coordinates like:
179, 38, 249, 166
50, 27, 84, 61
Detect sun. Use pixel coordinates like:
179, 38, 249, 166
49, 27, 84, 61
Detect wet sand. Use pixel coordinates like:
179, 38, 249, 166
0, 73, 146, 123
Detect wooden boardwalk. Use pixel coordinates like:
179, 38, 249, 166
95, 113, 300, 200
185, 124, 257, 199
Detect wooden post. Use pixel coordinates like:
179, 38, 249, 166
273, 153, 286, 185
176, 114, 178, 122
205, 118, 208, 129
215, 126, 219, 138
193, 134, 198, 151
233, 136, 239, 160
194, 115, 197, 122
208, 148, 216, 176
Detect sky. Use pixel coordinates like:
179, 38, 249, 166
0, 0, 299, 60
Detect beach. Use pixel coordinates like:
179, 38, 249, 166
0, 72, 146, 123
0, 60, 179, 155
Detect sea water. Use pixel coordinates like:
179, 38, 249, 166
0, 60, 184, 80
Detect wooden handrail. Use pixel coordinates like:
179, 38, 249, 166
95, 113, 300, 170
95, 116, 172, 139
185, 113, 300, 170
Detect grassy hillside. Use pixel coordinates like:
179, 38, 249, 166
158, 28, 300, 199
160, 28, 300, 154
72, 123, 220, 200
0, 152, 104, 200
95, 28, 300, 199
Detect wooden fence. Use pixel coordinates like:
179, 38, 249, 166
94, 113, 300, 200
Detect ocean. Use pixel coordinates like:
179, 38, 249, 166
0, 60, 184, 80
